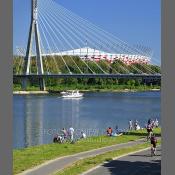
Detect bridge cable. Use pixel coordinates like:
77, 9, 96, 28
38, 9, 84, 74
38, 0, 159, 74
38, 13, 69, 74
41, 0, 147, 74
39, 2, 120, 75
39, 6, 108, 75
39, 5, 96, 74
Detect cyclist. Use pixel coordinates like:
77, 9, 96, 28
150, 134, 157, 156
53, 134, 64, 143
146, 123, 153, 141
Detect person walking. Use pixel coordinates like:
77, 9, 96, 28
129, 120, 133, 130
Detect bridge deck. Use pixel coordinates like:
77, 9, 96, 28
13, 74, 161, 80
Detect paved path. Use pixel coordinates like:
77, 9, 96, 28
18, 139, 146, 175
84, 146, 161, 175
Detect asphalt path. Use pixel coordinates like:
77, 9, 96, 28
84, 146, 161, 175
18, 139, 146, 175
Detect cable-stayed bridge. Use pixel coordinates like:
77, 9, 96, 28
13, 0, 161, 90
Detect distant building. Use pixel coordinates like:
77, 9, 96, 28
43, 47, 151, 65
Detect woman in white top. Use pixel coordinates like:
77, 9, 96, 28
68, 127, 74, 141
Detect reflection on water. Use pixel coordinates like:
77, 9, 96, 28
13, 92, 160, 149
61, 98, 82, 129
24, 96, 44, 147
13, 96, 44, 148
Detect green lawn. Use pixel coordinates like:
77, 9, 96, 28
13, 128, 161, 174
55, 140, 161, 175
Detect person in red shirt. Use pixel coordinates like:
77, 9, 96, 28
107, 127, 113, 136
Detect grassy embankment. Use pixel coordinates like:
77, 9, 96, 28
13, 128, 161, 174
55, 140, 161, 175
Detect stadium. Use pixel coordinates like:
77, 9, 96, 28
44, 47, 151, 65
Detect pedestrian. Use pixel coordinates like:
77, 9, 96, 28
115, 125, 119, 134
155, 118, 159, 128
129, 120, 133, 130
134, 120, 138, 130
148, 118, 152, 125
151, 119, 155, 128
68, 126, 74, 142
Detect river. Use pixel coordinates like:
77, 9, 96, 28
13, 91, 160, 149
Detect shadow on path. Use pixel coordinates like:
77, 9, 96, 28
101, 155, 161, 175
102, 159, 161, 175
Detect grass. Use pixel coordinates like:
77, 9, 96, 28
55, 140, 161, 175
13, 128, 161, 174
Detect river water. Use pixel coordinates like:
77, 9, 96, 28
13, 91, 160, 149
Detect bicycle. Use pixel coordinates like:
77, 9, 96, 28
53, 134, 69, 144
146, 131, 153, 141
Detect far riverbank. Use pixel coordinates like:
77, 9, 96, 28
13, 85, 160, 94
13, 88, 160, 95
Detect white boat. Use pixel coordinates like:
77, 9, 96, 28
60, 91, 67, 95
62, 90, 83, 98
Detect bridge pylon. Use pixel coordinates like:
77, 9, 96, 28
22, 0, 46, 91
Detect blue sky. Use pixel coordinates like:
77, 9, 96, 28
13, 0, 161, 62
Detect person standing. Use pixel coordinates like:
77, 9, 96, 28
134, 120, 138, 130
148, 118, 152, 125
68, 126, 74, 142
155, 118, 159, 128
129, 120, 133, 130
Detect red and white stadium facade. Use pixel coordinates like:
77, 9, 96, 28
49, 47, 150, 65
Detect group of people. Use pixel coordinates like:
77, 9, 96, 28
53, 127, 87, 144
128, 119, 141, 130
128, 118, 159, 131
147, 118, 159, 128
53, 117, 159, 156
128, 118, 159, 156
